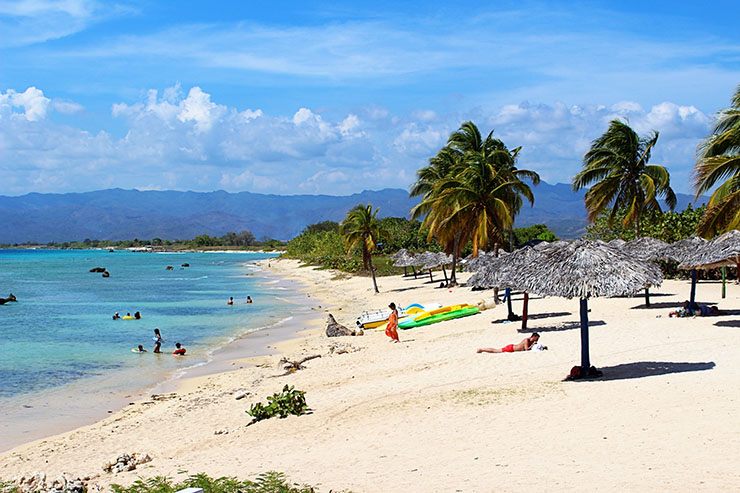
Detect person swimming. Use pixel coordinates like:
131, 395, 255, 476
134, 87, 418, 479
227, 297, 234, 305
134, 311, 141, 319
113, 312, 120, 320
173, 342, 186, 355
246, 296, 253, 304
153, 328, 164, 353
134, 345, 147, 353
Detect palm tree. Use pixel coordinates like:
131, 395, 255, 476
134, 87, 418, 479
573, 119, 677, 238
340, 203, 383, 293
693, 84, 740, 237
411, 121, 539, 287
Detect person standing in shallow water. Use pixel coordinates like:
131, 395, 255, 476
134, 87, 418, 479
153, 328, 164, 353
385, 302, 400, 343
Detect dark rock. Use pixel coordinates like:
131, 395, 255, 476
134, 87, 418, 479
326, 314, 355, 337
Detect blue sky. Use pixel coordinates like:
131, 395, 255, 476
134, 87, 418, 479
1, 0, 739, 196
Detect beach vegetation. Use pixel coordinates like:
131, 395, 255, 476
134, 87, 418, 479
247, 385, 308, 422
340, 203, 385, 293
573, 119, 677, 237
109, 471, 317, 493
411, 121, 539, 286
693, 83, 740, 237
303, 220, 340, 233
512, 224, 558, 246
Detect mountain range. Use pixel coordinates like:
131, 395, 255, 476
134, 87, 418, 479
0, 183, 707, 243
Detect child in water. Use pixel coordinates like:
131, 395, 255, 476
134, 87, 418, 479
135, 345, 147, 353
153, 328, 164, 353
173, 342, 186, 355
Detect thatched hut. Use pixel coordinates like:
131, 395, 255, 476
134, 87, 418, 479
502, 240, 663, 377
679, 231, 740, 303
391, 249, 418, 277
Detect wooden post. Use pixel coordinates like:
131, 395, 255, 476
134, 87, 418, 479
722, 267, 726, 299
644, 287, 650, 307
428, 269, 434, 283
505, 288, 513, 319
521, 292, 529, 331
689, 269, 697, 309
442, 265, 448, 284
580, 298, 590, 370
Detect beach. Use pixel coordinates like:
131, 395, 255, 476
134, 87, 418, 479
2, 258, 740, 492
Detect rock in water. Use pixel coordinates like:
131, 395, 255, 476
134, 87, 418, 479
326, 314, 355, 337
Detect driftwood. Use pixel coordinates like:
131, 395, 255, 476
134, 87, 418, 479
271, 354, 322, 377
326, 313, 355, 337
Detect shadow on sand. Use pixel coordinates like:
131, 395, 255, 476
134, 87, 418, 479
516, 320, 606, 333
492, 311, 572, 325
714, 320, 740, 328
630, 301, 693, 310
569, 361, 716, 382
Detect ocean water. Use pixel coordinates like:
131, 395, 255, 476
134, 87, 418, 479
0, 249, 311, 449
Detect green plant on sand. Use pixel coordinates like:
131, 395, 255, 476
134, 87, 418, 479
247, 385, 308, 422
109, 471, 317, 493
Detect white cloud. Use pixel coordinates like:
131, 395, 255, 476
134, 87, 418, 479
51, 99, 84, 114
1, 86, 50, 120
0, 85, 717, 196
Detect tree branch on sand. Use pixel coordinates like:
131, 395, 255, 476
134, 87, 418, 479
271, 354, 322, 377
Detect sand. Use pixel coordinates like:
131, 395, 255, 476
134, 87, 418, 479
1, 258, 739, 492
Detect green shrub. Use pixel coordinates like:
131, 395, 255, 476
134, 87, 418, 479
247, 385, 308, 422
110, 471, 317, 493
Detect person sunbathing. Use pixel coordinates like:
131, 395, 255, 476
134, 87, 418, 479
476, 333, 545, 353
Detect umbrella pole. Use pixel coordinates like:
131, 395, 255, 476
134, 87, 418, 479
580, 298, 591, 370
442, 265, 448, 284
722, 267, 726, 299
644, 288, 650, 307
505, 288, 513, 319
412, 266, 417, 279
403, 266, 408, 277
429, 269, 434, 283
521, 292, 529, 331
689, 269, 697, 309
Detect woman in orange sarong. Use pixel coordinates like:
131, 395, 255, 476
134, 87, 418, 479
385, 302, 400, 342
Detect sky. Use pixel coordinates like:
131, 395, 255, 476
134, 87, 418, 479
1, 0, 739, 197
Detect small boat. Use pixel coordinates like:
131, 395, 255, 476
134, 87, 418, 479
355, 303, 441, 329
398, 303, 479, 330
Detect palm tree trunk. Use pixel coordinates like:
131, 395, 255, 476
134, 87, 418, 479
362, 243, 370, 271
368, 255, 379, 294
493, 242, 500, 304
449, 234, 459, 287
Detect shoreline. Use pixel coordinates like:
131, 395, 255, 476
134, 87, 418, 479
0, 257, 320, 454
2, 260, 740, 491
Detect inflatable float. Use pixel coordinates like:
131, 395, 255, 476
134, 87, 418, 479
398, 303, 479, 329
355, 303, 441, 329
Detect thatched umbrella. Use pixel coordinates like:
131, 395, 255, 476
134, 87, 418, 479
660, 236, 708, 308
462, 251, 505, 272
410, 251, 440, 283
503, 240, 663, 376
679, 230, 740, 301
423, 252, 453, 284
624, 237, 669, 307
391, 249, 417, 277
608, 238, 627, 248
467, 247, 542, 326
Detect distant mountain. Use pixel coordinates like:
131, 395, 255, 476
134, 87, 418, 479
0, 184, 708, 243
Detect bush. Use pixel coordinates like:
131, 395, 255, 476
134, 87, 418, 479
247, 385, 308, 422
110, 471, 316, 493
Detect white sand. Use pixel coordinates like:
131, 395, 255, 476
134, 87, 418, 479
2, 259, 739, 492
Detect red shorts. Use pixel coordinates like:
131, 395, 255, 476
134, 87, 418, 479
501, 344, 515, 353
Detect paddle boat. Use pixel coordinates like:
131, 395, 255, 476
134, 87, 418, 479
355, 303, 441, 329
398, 303, 479, 329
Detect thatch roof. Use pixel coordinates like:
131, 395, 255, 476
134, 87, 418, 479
462, 251, 506, 272
608, 238, 627, 247
422, 252, 453, 270
466, 247, 540, 289
501, 239, 663, 299
660, 236, 708, 263
390, 248, 410, 261
624, 237, 669, 261
679, 230, 740, 270
408, 251, 438, 268
391, 250, 417, 268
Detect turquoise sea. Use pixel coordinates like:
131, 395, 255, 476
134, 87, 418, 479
0, 249, 311, 450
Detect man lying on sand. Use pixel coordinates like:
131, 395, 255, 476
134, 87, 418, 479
476, 332, 545, 353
